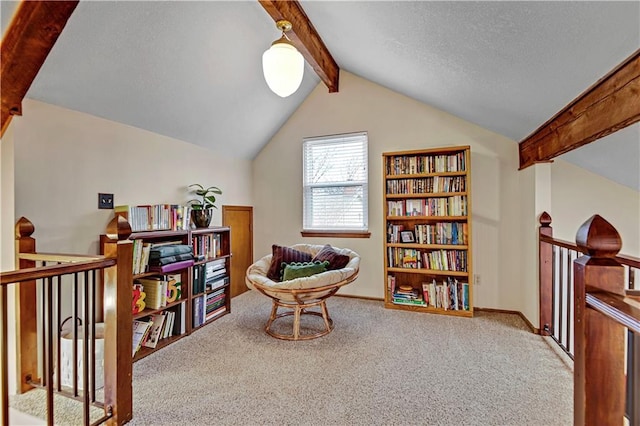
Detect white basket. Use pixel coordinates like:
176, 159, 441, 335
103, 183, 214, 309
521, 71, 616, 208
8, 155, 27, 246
60, 323, 105, 390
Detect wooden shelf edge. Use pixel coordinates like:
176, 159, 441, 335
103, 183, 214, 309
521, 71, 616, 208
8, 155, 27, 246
386, 243, 468, 249
385, 171, 468, 178
129, 230, 189, 239
133, 333, 187, 362
384, 302, 473, 317
193, 309, 229, 330
385, 192, 467, 199
194, 254, 231, 266
191, 226, 230, 235
193, 282, 230, 298
386, 268, 469, 277
133, 298, 188, 320
386, 216, 468, 221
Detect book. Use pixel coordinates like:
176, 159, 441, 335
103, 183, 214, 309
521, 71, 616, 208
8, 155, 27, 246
132, 319, 153, 356
139, 242, 152, 274
192, 264, 205, 294
192, 295, 205, 327
148, 252, 194, 266
148, 259, 195, 273
143, 314, 167, 348
149, 244, 193, 260
162, 311, 175, 339
172, 301, 186, 336
132, 239, 141, 274
206, 306, 226, 321
207, 276, 229, 292
136, 277, 168, 309
393, 298, 425, 306
421, 283, 430, 306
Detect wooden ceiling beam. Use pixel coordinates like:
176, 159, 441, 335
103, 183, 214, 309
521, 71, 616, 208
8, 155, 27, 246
1, 1, 78, 138
259, 0, 339, 93
519, 49, 640, 169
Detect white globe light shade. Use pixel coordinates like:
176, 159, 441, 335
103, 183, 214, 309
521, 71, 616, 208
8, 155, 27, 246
262, 41, 304, 98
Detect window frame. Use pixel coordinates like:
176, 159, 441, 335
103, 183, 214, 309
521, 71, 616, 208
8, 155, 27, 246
301, 132, 371, 238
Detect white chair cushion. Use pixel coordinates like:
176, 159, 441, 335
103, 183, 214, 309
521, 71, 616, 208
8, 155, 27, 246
245, 244, 360, 293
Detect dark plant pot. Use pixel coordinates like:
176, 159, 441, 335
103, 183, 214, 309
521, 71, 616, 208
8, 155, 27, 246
191, 209, 212, 228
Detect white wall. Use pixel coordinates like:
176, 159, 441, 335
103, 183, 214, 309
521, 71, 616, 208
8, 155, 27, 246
13, 99, 253, 254
4, 100, 253, 396
550, 158, 640, 257
517, 164, 551, 328
1, 123, 17, 394
253, 71, 527, 317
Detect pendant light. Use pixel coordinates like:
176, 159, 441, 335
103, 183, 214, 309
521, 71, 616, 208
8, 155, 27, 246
262, 20, 304, 98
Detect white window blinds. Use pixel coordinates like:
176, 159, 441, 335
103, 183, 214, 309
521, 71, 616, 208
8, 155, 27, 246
303, 132, 368, 232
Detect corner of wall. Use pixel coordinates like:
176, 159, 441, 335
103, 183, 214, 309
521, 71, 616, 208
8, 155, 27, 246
1, 122, 18, 395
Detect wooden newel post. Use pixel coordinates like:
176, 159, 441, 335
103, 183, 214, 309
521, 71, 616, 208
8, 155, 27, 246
102, 216, 133, 425
15, 217, 38, 393
539, 212, 553, 336
573, 214, 625, 426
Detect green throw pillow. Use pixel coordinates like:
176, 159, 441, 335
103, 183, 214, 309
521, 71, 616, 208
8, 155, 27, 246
282, 261, 329, 281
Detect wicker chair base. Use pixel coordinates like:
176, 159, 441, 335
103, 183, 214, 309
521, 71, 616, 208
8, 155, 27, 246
265, 299, 334, 341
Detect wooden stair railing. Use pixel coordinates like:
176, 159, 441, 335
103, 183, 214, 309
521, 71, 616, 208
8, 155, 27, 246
0, 216, 134, 426
538, 212, 638, 344
538, 213, 639, 424
572, 215, 638, 425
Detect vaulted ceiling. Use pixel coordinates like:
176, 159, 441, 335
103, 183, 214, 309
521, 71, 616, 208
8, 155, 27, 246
2, 1, 639, 189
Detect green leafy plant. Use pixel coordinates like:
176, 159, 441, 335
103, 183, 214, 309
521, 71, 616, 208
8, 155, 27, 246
188, 184, 222, 210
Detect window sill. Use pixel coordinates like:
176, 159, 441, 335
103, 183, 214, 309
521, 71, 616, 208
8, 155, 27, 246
300, 230, 371, 239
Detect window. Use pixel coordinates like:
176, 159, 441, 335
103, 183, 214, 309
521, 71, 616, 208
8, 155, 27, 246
302, 132, 368, 235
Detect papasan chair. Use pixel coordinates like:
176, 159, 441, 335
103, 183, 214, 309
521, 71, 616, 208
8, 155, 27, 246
245, 244, 360, 341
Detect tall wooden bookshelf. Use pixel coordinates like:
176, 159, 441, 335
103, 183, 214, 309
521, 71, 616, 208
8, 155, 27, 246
102, 225, 231, 361
383, 146, 473, 317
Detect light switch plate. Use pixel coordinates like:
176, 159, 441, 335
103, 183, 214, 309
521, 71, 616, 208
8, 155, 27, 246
98, 193, 114, 209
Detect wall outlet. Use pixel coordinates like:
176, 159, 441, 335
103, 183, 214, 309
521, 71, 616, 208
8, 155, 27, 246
474, 274, 481, 286
98, 193, 114, 209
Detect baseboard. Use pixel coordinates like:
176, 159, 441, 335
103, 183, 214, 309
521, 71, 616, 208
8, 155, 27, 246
475, 307, 539, 334
335, 293, 384, 302
333, 296, 540, 333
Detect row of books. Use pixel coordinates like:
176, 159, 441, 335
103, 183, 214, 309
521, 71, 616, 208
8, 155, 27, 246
193, 259, 227, 294
192, 233, 222, 260
115, 204, 193, 233
134, 273, 183, 311
387, 224, 407, 243
387, 248, 467, 272
387, 196, 467, 217
192, 289, 226, 327
131, 239, 151, 275
424, 278, 470, 310
386, 222, 468, 245
386, 175, 466, 195
386, 152, 467, 175
414, 222, 467, 245
387, 276, 470, 310
131, 240, 196, 275
205, 289, 226, 320
132, 302, 186, 356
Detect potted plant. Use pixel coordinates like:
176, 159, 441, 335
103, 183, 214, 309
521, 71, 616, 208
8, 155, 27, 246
187, 184, 222, 228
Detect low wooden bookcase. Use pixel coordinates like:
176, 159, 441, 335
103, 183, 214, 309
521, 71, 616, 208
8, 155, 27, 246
102, 225, 231, 361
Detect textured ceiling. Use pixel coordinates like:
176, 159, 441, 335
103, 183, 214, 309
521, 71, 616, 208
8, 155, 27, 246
1, 1, 639, 189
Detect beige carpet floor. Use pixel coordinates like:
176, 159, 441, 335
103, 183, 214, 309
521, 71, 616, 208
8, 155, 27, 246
11, 290, 573, 425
